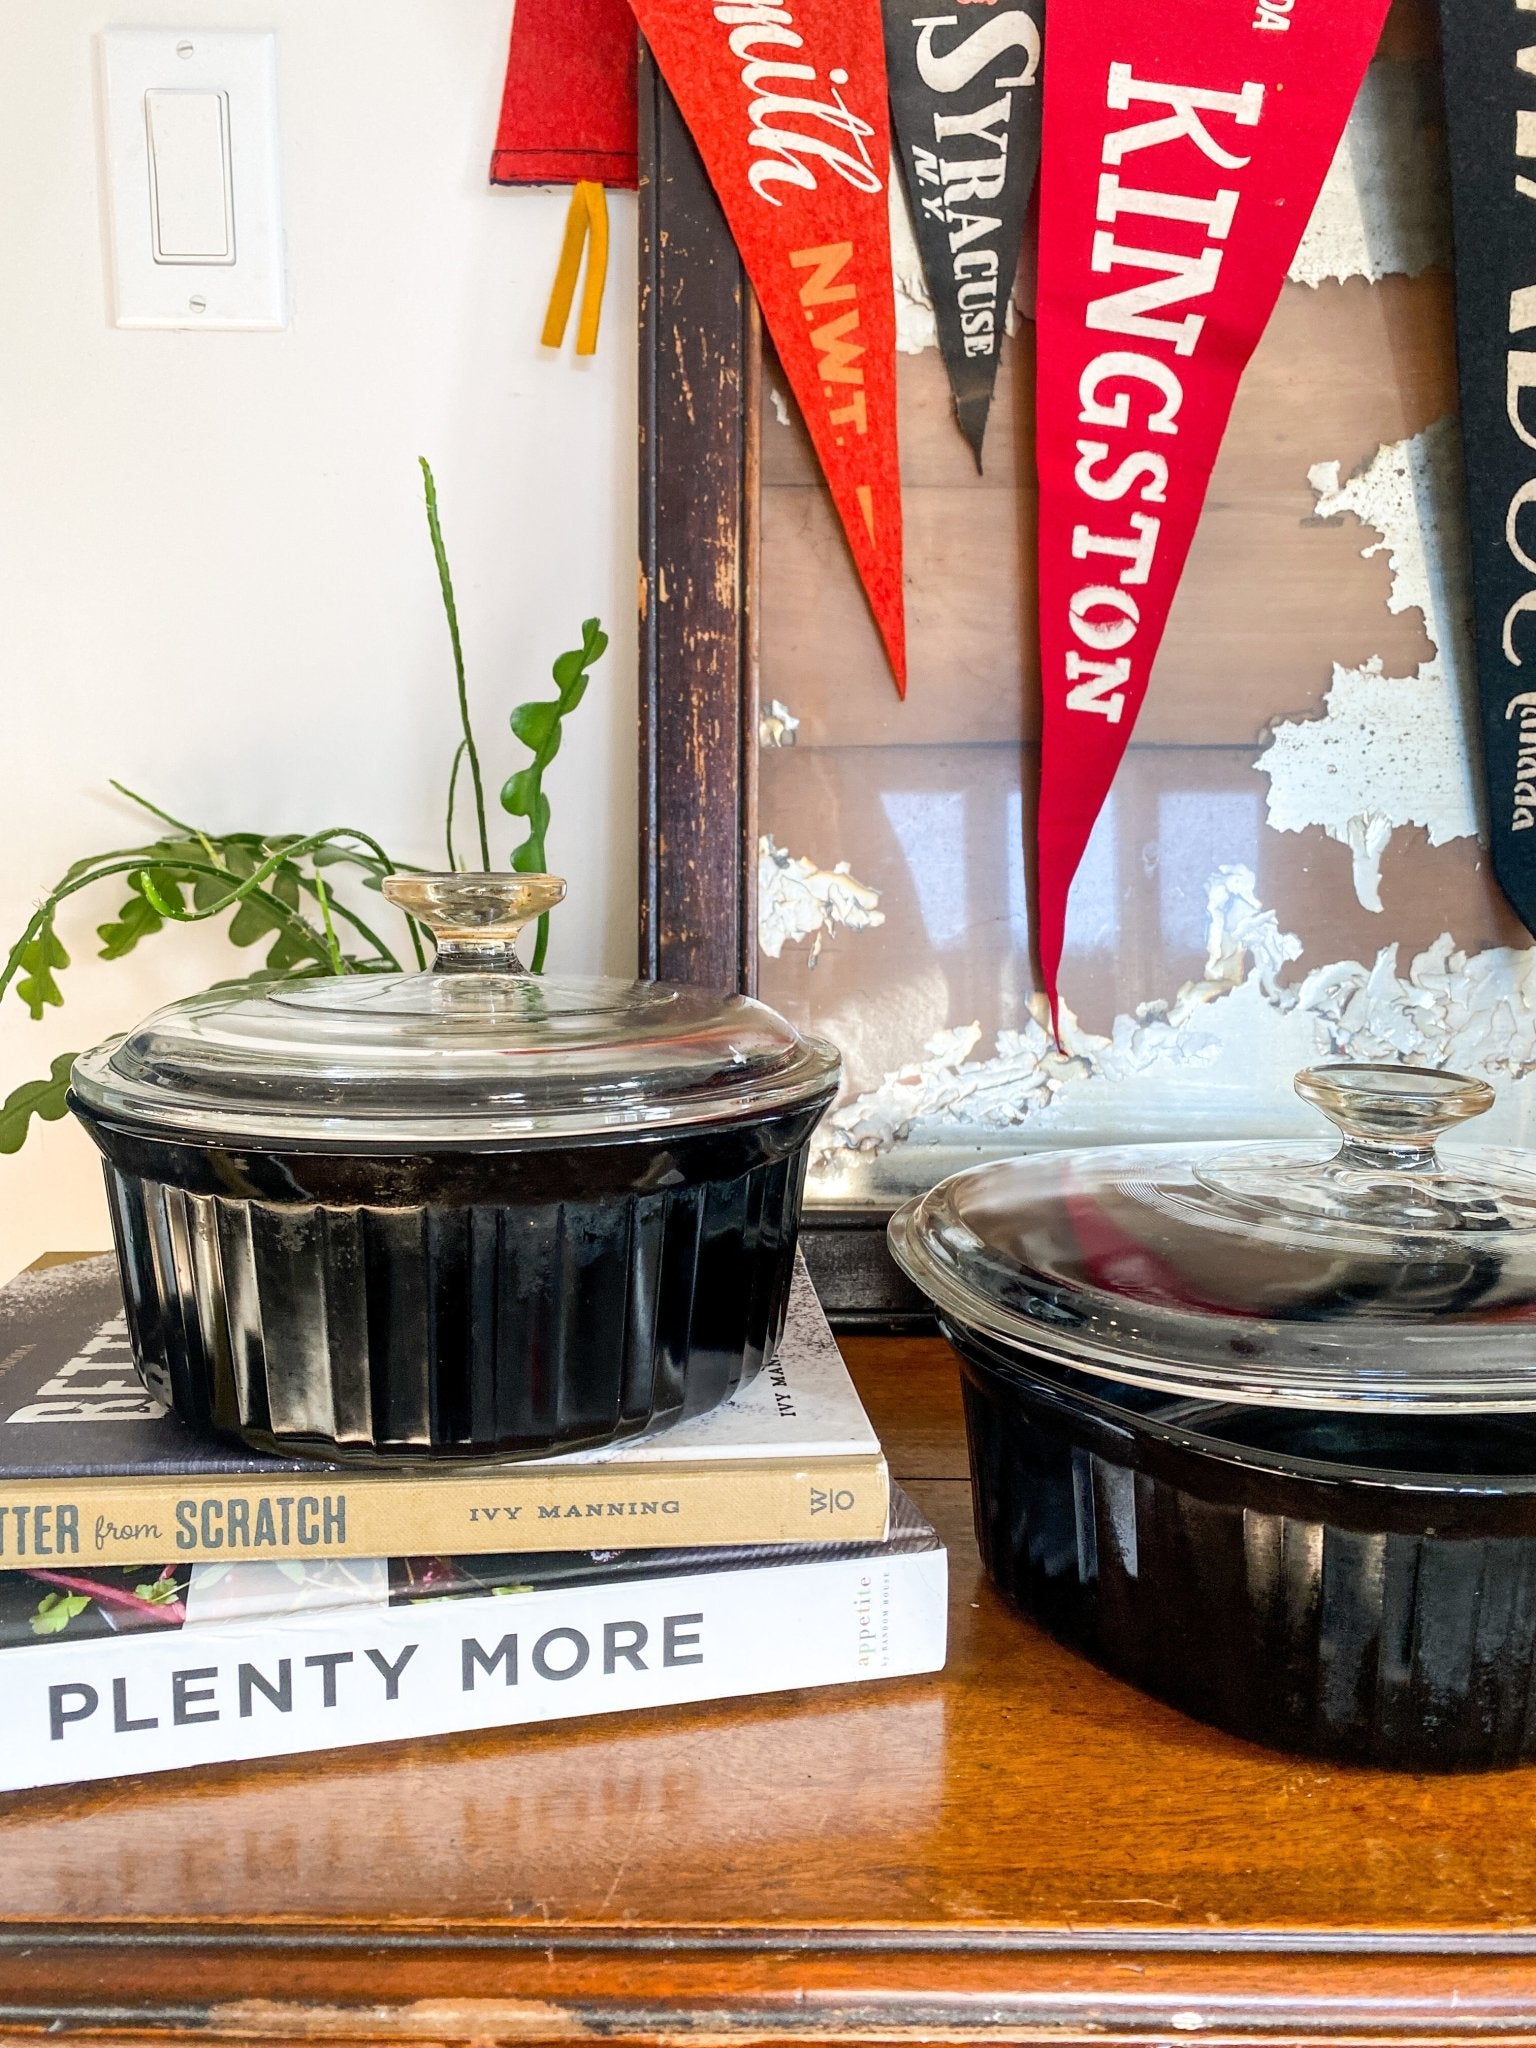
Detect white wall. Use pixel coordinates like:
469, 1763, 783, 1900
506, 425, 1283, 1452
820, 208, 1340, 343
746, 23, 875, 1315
0, 1, 638, 1281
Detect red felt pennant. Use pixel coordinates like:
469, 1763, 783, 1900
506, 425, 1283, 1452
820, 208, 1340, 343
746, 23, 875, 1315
630, 0, 907, 694
491, 0, 638, 189
1032, 0, 1390, 1021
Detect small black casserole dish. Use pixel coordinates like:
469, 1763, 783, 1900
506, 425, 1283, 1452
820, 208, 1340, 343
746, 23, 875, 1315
69, 873, 839, 1464
890, 1063, 1536, 1770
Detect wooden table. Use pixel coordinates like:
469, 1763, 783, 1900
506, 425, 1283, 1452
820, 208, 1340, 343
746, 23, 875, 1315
3, 1333, 1536, 2044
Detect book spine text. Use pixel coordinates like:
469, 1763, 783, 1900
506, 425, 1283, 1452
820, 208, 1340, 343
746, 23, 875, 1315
7, 1546, 948, 1789
0, 1456, 889, 1564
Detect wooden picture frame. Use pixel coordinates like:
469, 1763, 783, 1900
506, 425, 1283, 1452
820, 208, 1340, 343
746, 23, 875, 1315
633, 13, 1485, 1335
635, 54, 929, 1330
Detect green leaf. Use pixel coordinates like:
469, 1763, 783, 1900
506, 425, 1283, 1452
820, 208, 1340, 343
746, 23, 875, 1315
228, 894, 281, 948
192, 870, 231, 911
508, 701, 560, 751
498, 618, 607, 961
264, 923, 322, 973
500, 765, 542, 819
220, 840, 262, 879
31, 1592, 92, 1636
0, 1054, 76, 1155
312, 843, 389, 881
145, 837, 204, 866
133, 1576, 182, 1606
97, 890, 163, 960
15, 923, 69, 1019
267, 860, 302, 911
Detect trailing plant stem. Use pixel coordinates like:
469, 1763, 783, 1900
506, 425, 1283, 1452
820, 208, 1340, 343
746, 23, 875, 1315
1, 830, 409, 1010
420, 458, 490, 869
445, 739, 468, 872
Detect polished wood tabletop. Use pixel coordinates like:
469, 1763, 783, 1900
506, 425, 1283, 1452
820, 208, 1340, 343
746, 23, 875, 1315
3, 1329, 1536, 2044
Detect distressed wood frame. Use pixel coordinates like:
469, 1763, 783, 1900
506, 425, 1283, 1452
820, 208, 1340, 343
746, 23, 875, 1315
636, 49, 757, 996
636, 55, 927, 1330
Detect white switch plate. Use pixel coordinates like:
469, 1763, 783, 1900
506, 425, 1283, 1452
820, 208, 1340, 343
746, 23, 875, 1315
100, 28, 286, 330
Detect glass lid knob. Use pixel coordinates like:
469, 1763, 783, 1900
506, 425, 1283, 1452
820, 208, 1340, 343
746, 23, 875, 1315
383, 872, 566, 976
1296, 1062, 1495, 1170
1195, 1060, 1536, 1235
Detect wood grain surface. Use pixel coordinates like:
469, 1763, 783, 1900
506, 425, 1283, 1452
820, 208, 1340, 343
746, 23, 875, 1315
3, 1332, 1536, 2043
636, 50, 758, 996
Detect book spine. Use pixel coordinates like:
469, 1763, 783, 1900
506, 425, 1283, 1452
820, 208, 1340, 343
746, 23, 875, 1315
3, 1545, 949, 1790
0, 1455, 889, 1566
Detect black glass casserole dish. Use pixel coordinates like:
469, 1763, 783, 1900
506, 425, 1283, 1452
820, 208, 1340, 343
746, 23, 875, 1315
69, 874, 838, 1464
891, 1064, 1536, 1770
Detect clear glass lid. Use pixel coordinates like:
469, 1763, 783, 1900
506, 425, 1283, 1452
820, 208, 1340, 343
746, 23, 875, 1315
71, 874, 839, 1147
889, 1064, 1536, 1412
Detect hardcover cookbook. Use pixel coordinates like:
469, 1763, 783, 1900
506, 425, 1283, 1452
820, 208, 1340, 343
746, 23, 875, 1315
0, 1254, 887, 1564
0, 1488, 946, 1791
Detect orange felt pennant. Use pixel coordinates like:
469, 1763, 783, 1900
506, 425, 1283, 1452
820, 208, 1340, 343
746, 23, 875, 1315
627, 0, 907, 695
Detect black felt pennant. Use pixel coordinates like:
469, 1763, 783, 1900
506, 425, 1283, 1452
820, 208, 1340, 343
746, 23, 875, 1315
1439, 0, 1536, 936
883, 0, 1044, 468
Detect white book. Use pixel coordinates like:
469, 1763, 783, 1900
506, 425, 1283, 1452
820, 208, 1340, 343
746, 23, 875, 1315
1, 1492, 947, 1791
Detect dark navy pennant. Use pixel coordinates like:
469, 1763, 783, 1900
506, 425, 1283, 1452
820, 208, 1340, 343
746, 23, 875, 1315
1440, 0, 1536, 936
883, 0, 1044, 468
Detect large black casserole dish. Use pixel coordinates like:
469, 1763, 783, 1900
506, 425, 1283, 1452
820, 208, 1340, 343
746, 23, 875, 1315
69, 874, 838, 1464
891, 1064, 1536, 1770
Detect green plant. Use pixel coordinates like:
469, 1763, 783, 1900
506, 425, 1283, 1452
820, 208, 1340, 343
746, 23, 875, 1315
0, 460, 607, 1156
500, 615, 608, 972
30, 1591, 90, 1636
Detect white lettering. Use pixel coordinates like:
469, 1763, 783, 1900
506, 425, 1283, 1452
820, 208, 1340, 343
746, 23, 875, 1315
1508, 479, 1536, 576
712, 1, 884, 205
1103, 67, 1264, 170
914, 12, 1040, 94
1077, 351, 1184, 434
1088, 233, 1224, 355
1504, 590, 1536, 663
1072, 512, 1161, 585
1510, 352, 1536, 452
1064, 652, 1130, 721
933, 95, 1011, 150
940, 155, 1007, 203
1096, 172, 1239, 240
1073, 439, 1169, 504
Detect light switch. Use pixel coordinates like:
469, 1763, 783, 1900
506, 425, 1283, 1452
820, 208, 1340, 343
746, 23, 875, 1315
145, 90, 233, 263
101, 29, 285, 330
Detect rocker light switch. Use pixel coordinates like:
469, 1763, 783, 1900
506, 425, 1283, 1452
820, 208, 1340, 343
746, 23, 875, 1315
101, 29, 285, 329
145, 89, 234, 263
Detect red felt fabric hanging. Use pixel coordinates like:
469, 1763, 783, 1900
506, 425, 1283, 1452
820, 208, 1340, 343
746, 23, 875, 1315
1031, 0, 1391, 1029
490, 0, 638, 191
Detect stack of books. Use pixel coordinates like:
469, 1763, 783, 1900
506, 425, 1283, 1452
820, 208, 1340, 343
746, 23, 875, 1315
0, 1255, 947, 1789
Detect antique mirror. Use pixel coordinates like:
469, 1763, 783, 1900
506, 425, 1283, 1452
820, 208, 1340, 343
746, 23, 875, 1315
637, 0, 1536, 1324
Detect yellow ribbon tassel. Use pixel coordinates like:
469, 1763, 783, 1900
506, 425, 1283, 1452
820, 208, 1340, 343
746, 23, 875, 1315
541, 180, 609, 357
